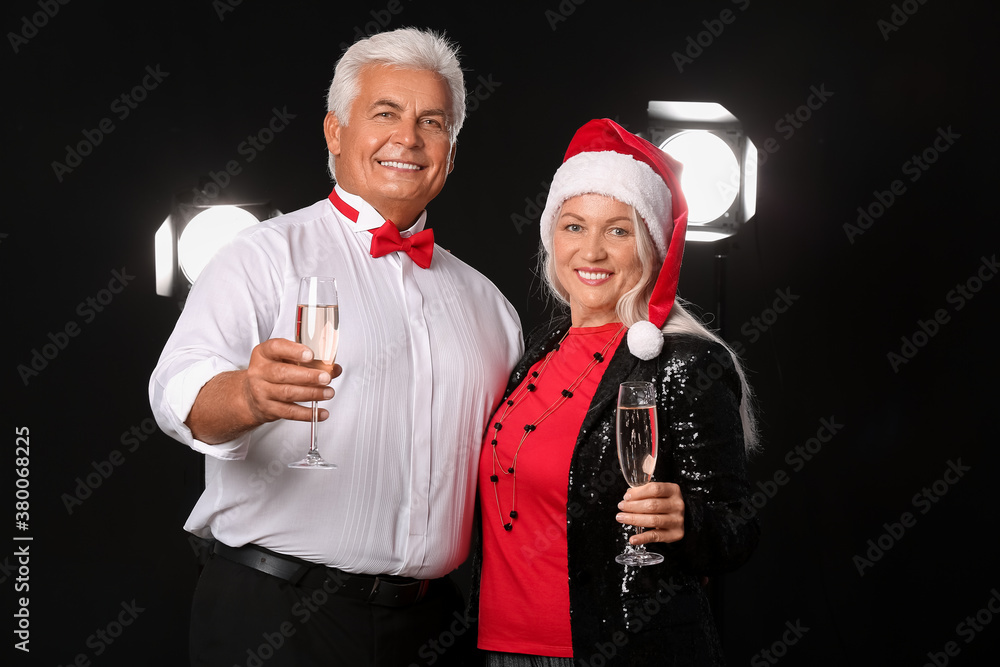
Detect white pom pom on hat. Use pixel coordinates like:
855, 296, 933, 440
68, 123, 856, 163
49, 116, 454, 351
540, 119, 689, 360
626, 320, 665, 360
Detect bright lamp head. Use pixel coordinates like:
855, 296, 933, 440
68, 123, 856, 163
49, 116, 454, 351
647, 101, 757, 242
177, 206, 259, 283
155, 189, 280, 300
659, 130, 740, 224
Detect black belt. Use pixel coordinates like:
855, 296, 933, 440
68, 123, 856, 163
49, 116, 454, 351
212, 542, 433, 608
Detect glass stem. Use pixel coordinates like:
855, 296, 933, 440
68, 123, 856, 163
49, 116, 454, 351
309, 401, 319, 454
633, 526, 646, 554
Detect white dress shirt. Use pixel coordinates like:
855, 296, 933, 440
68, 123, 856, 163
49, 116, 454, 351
149, 186, 523, 579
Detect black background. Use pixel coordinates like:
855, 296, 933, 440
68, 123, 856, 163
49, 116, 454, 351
4, 0, 998, 665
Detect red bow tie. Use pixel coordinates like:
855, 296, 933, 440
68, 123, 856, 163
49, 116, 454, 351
328, 188, 434, 269
369, 220, 435, 269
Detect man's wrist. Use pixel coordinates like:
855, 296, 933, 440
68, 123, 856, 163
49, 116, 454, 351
187, 370, 260, 445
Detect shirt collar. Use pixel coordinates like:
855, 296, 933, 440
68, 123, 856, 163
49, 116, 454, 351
331, 185, 428, 235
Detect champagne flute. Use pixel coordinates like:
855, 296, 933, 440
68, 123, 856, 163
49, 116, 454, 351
288, 276, 339, 470
615, 381, 664, 566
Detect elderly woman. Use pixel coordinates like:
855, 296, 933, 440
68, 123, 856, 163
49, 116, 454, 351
472, 119, 760, 666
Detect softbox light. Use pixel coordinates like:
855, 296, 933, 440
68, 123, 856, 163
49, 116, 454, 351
647, 101, 757, 242
155, 188, 280, 299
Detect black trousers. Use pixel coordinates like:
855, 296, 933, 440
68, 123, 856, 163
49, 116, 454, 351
190, 549, 474, 667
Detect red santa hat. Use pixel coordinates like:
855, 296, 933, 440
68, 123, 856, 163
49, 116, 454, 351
539, 118, 689, 360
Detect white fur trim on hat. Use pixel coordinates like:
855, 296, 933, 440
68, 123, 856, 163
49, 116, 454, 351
540, 151, 673, 260
627, 320, 664, 360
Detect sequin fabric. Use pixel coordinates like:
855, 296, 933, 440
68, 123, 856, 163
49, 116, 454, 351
469, 318, 759, 666
484, 651, 574, 667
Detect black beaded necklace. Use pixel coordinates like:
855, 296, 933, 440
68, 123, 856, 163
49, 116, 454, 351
489, 324, 626, 532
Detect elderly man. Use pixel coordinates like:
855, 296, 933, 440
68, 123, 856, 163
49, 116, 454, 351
150, 28, 522, 666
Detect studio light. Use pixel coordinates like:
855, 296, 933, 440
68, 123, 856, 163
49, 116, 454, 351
647, 101, 757, 242
155, 188, 280, 299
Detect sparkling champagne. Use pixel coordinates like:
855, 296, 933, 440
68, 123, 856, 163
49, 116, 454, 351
289, 277, 339, 470
296, 304, 339, 372
616, 405, 658, 487
615, 381, 662, 566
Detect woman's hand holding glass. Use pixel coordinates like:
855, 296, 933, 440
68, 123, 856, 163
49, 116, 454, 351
615, 482, 685, 546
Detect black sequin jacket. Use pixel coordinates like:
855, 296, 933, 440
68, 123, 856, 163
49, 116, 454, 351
469, 317, 759, 666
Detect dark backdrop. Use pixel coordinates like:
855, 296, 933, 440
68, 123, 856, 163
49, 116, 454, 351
5, 1, 998, 665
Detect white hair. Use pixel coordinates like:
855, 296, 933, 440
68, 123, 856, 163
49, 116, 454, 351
325, 27, 466, 179
540, 203, 760, 452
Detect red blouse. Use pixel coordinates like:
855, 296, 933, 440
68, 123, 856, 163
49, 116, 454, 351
477, 322, 625, 656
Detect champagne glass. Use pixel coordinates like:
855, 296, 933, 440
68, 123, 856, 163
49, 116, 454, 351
615, 381, 664, 566
288, 276, 339, 470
